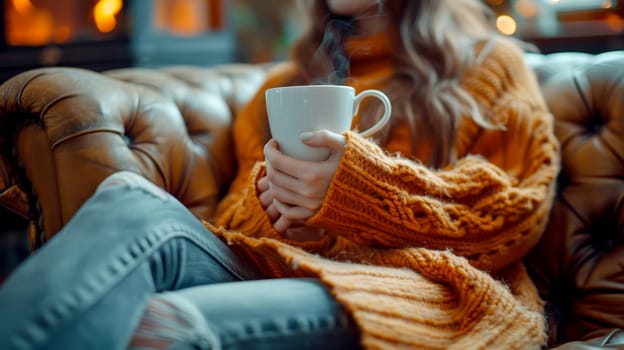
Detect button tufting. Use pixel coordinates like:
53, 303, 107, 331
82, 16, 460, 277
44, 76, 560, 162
555, 171, 570, 197
122, 134, 132, 146
584, 117, 604, 135
587, 218, 618, 252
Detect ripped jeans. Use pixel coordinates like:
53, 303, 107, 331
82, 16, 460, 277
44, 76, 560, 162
0, 172, 361, 350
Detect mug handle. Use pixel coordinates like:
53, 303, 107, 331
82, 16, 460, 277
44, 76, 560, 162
353, 89, 392, 138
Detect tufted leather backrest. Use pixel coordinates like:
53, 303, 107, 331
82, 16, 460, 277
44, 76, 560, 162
524, 51, 624, 346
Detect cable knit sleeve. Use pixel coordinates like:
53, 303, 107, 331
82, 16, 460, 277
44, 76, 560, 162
307, 39, 560, 271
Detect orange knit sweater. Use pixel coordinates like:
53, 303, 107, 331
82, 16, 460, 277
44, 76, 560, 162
205, 35, 559, 349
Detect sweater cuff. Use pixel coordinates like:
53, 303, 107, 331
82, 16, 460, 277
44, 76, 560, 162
307, 131, 398, 240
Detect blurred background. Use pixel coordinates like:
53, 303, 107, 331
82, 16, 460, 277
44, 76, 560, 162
0, 0, 623, 280
0, 0, 622, 83
0, 0, 307, 82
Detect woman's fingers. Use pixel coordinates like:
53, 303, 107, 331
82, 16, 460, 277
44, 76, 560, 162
273, 215, 292, 233
270, 183, 322, 212
265, 147, 330, 199
272, 199, 316, 221
260, 172, 320, 215
273, 214, 326, 242
300, 130, 346, 160
283, 226, 326, 242
257, 175, 280, 222
257, 176, 270, 192
264, 140, 314, 183
265, 156, 302, 195
259, 190, 272, 209
263, 135, 344, 219
258, 186, 273, 209
265, 202, 280, 222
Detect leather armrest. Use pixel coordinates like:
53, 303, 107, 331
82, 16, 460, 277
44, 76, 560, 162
0, 67, 231, 248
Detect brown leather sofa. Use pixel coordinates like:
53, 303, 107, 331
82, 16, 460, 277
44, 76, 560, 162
0, 51, 622, 348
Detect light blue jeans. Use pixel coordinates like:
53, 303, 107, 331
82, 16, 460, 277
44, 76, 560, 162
0, 172, 361, 350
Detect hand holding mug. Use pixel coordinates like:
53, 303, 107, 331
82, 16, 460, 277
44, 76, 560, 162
263, 130, 346, 233
263, 84, 392, 233
258, 160, 329, 241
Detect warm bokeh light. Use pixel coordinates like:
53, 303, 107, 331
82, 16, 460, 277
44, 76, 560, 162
7, 0, 53, 45
154, 0, 211, 36
602, 0, 613, 9
515, 0, 539, 18
496, 15, 517, 35
94, 0, 123, 33
606, 13, 624, 32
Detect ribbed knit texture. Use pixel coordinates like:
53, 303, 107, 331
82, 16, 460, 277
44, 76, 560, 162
207, 35, 560, 349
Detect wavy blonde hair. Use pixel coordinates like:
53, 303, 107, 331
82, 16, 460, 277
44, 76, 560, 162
289, 0, 509, 167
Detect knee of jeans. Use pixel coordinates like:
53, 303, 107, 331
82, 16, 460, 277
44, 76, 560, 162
128, 293, 220, 350
97, 171, 169, 201
149, 235, 251, 291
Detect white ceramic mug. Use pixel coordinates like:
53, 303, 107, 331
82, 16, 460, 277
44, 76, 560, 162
265, 85, 391, 161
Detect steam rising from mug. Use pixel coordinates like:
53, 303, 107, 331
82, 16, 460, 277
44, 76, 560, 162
312, 17, 354, 85
266, 85, 391, 161
311, 8, 385, 85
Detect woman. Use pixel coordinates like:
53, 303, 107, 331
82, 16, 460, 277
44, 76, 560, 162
212, 0, 558, 347
0, 0, 559, 349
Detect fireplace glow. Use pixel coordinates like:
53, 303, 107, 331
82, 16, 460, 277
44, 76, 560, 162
5, 0, 125, 46
1, 0, 232, 83
6, 0, 53, 45
93, 0, 123, 33
12, 0, 34, 15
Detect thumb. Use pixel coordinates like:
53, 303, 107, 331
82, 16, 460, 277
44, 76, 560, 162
300, 130, 346, 153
